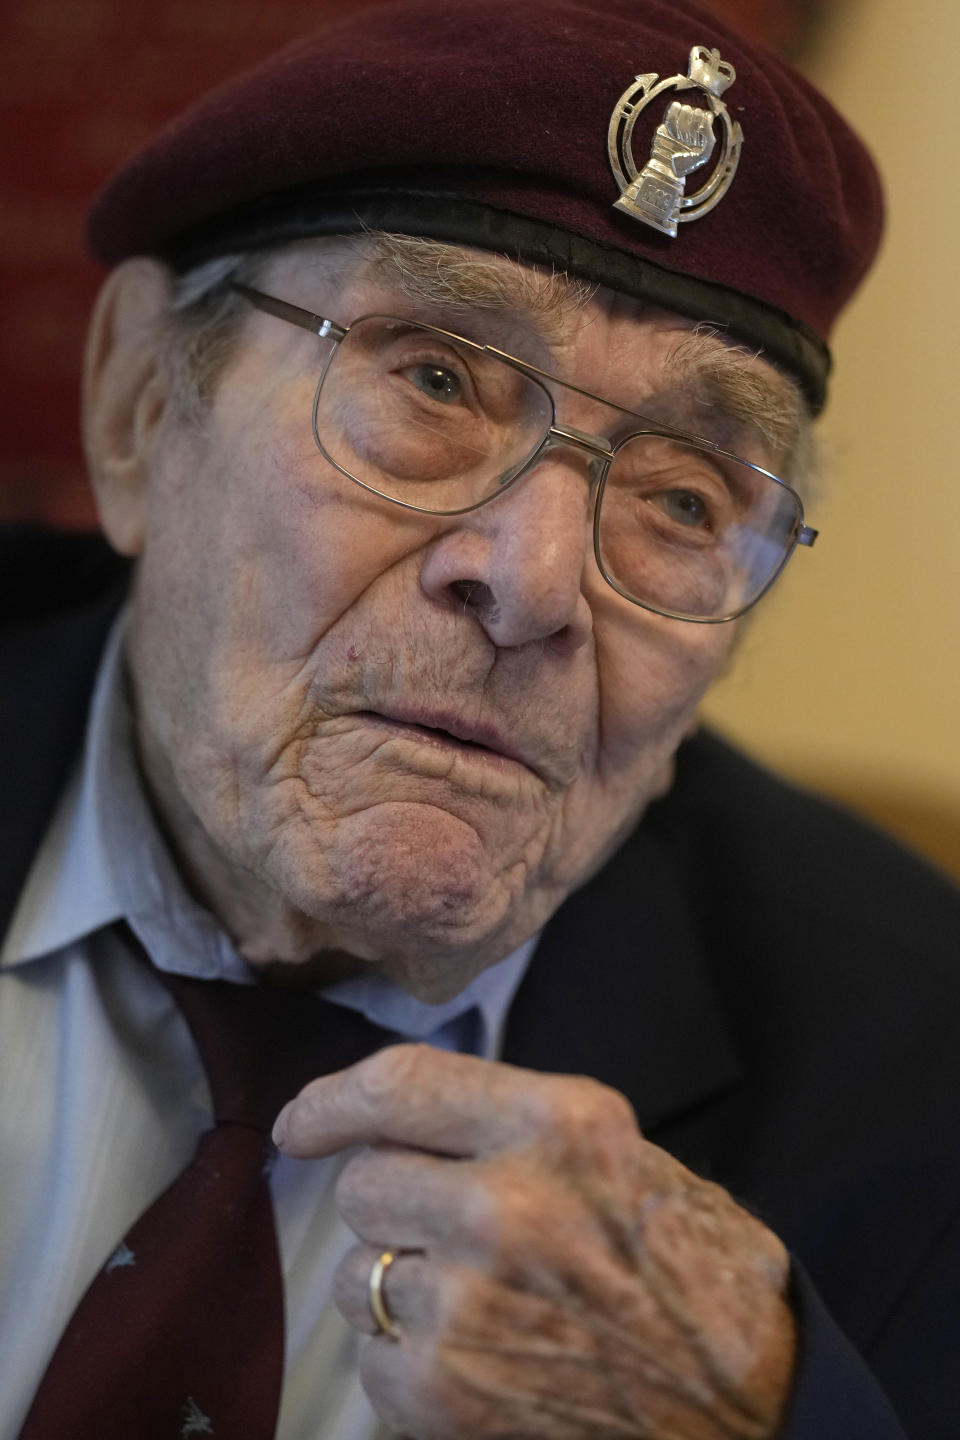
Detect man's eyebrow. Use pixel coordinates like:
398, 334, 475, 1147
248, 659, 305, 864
355, 232, 813, 483
358, 231, 598, 338
656, 326, 812, 479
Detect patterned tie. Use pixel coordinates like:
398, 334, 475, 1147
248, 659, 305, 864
18, 927, 390, 1440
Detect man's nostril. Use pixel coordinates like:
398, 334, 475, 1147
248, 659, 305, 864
449, 579, 496, 613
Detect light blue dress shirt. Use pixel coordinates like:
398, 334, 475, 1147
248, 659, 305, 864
0, 613, 536, 1440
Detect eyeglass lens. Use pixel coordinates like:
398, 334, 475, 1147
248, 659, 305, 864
597, 435, 801, 619
312, 315, 801, 620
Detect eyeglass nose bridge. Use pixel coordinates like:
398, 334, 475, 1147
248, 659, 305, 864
525, 424, 616, 492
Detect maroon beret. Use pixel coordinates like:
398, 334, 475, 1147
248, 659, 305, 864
86, 0, 884, 413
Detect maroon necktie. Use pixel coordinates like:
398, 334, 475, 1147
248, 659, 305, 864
18, 928, 390, 1440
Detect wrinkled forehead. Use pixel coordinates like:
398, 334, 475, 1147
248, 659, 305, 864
239, 234, 807, 460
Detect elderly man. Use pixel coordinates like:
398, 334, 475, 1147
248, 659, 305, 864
1, 1, 958, 1437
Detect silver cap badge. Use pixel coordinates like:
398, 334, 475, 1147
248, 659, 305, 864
607, 45, 743, 237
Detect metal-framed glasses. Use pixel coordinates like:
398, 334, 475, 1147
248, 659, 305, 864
232, 282, 817, 623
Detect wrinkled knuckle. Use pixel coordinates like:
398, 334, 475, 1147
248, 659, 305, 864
683, 1170, 733, 1214
529, 1076, 586, 1136
356, 1042, 429, 1106
487, 1179, 549, 1265
433, 1260, 479, 1338
590, 1080, 639, 1137
457, 1176, 502, 1252
535, 1075, 637, 1157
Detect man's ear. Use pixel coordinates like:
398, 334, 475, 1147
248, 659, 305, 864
82, 258, 175, 557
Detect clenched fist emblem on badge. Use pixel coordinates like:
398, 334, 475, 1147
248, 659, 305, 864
621, 101, 717, 234
651, 101, 717, 178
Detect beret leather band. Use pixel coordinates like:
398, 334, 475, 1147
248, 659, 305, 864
167, 179, 832, 414
86, 0, 884, 417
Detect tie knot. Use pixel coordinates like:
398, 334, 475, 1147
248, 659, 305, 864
123, 928, 392, 1131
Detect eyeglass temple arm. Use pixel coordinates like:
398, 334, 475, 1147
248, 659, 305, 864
231, 283, 347, 341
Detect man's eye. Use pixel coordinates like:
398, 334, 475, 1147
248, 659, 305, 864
654, 489, 712, 528
401, 364, 464, 403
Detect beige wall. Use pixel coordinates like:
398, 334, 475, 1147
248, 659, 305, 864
701, 0, 960, 879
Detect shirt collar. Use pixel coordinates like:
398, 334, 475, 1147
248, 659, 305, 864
322, 938, 535, 1059
1, 608, 537, 1050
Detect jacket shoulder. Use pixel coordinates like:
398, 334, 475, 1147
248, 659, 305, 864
663, 727, 960, 956
0, 527, 129, 936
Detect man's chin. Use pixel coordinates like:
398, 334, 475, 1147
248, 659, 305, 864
262, 799, 539, 987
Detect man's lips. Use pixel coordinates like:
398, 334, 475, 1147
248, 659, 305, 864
351, 707, 540, 775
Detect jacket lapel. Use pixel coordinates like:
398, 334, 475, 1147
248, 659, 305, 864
502, 809, 742, 1134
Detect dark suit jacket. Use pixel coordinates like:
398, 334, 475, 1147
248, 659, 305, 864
3, 527, 959, 1439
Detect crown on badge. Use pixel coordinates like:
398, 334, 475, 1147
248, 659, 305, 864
687, 45, 736, 98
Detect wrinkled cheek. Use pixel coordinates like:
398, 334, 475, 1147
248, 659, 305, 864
161, 677, 319, 878
599, 629, 733, 774
539, 650, 727, 893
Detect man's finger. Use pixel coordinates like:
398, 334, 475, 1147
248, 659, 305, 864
272, 1043, 631, 1160
333, 1244, 435, 1337
335, 1144, 495, 1251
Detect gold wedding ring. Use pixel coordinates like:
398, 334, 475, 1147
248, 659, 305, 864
368, 1250, 402, 1340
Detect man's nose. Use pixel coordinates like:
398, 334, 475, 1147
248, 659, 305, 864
418, 457, 596, 650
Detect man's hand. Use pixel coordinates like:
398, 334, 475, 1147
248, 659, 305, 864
273, 1046, 795, 1440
